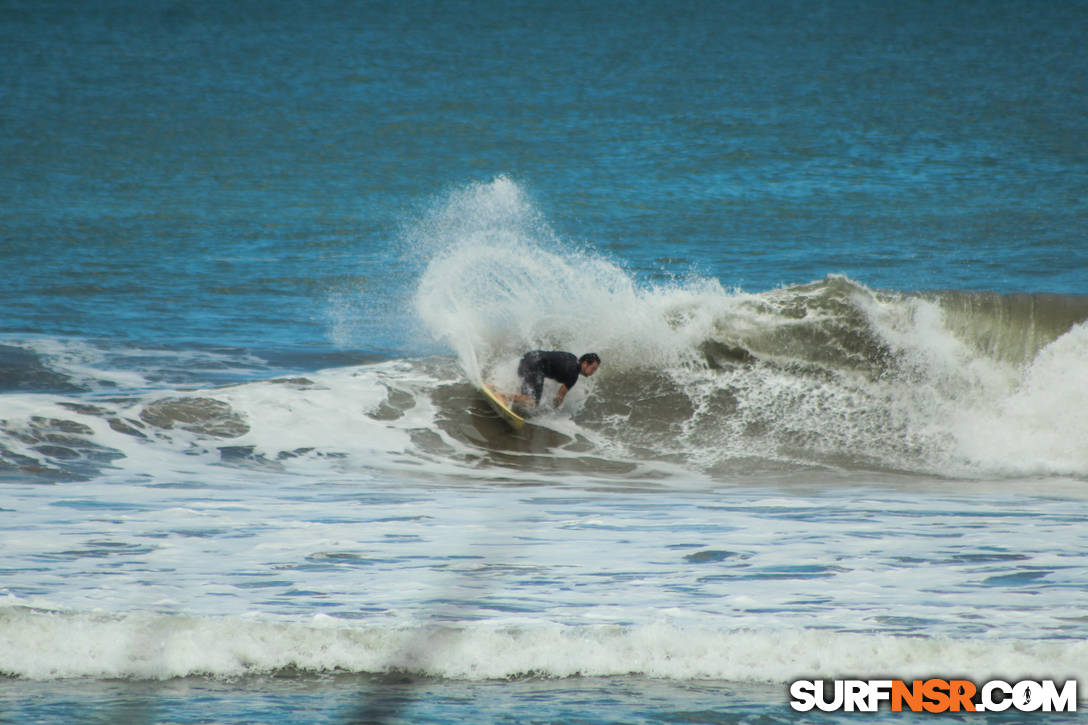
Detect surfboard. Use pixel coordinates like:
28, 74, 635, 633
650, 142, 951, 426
480, 383, 526, 431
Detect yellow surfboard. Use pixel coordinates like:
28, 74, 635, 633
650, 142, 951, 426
480, 383, 526, 431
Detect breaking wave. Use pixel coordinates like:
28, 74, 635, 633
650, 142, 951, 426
2, 177, 1086, 483
411, 177, 1088, 479
2, 607, 1084, 683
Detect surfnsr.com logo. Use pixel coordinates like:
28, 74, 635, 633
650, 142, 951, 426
789, 679, 1078, 713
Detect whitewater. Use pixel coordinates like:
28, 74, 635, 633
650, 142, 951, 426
2, 179, 1086, 705
3, 1, 1088, 717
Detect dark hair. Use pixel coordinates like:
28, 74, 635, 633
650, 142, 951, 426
579, 353, 600, 367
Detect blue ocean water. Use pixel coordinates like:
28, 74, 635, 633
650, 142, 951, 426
2, 1, 1087, 722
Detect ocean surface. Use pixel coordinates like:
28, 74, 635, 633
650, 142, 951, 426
2, 0, 1087, 722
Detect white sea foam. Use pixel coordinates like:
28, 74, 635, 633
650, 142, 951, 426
858, 294, 1088, 476
1, 607, 1084, 684
2, 303, 1085, 484
952, 323, 1088, 475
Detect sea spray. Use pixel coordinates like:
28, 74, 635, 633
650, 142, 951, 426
410, 179, 1088, 478
412, 176, 713, 383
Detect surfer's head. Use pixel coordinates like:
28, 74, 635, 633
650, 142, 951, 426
578, 353, 601, 377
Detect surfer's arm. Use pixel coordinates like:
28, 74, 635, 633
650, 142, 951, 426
554, 385, 569, 407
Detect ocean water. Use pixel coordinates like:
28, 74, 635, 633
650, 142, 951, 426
2, 0, 1087, 722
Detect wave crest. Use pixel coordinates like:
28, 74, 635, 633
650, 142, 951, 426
3, 607, 1083, 683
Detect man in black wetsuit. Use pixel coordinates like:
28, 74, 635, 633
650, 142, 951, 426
513, 351, 600, 408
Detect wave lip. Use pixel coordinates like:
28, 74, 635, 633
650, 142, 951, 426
2, 608, 1085, 684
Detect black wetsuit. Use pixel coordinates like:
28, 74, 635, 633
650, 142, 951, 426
517, 351, 580, 404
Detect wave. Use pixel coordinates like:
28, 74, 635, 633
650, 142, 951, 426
2, 294, 1086, 484
411, 177, 1088, 479
2, 178, 1086, 483
2, 606, 1084, 683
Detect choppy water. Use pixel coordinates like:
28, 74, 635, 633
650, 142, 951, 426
2, 0, 1087, 722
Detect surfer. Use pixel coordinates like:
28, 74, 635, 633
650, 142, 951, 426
509, 351, 600, 408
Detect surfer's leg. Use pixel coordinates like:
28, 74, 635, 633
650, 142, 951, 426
517, 353, 545, 405
517, 369, 544, 405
